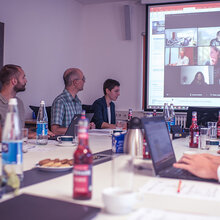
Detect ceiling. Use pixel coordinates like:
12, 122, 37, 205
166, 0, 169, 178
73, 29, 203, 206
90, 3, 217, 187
76, 0, 137, 5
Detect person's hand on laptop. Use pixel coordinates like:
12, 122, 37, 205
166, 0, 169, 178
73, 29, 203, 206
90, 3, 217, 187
173, 153, 219, 180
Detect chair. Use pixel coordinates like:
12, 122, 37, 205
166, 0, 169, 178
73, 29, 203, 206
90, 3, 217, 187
29, 105, 52, 130
82, 104, 94, 113
82, 104, 94, 122
186, 107, 220, 128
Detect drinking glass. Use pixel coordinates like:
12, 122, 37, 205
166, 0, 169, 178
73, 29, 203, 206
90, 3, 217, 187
200, 127, 210, 150
22, 128, 29, 146
73, 124, 79, 146
112, 154, 134, 192
207, 122, 217, 140
116, 120, 126, 130
22, 128, 29, 153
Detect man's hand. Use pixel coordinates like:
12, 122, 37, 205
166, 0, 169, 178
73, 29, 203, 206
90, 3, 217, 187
173, 154, 219, 180
89, 122, 95, 129
48, 130, 55, 137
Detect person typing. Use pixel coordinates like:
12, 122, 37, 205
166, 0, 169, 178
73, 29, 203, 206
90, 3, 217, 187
173, 153, 220, 181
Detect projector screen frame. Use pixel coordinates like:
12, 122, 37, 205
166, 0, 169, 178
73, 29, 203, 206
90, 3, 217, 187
144, 0, 220, 112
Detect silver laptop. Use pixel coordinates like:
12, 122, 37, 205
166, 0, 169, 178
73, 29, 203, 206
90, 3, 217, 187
141, 116, 217, 183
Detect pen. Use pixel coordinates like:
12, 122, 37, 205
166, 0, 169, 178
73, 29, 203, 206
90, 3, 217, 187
177, 180, 182, 193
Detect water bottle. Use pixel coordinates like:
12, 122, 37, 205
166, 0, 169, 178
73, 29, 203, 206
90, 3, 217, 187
1, 98, 23, 180
170, 103, 175, 127
163, 103, 171, 132
36, 100, 48, 145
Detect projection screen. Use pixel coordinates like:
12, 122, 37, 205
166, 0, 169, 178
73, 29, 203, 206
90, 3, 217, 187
145, 1, 220, 110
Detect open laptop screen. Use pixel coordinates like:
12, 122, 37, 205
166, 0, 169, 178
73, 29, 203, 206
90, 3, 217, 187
142, 117, 176, 175
65, 114, 81, 137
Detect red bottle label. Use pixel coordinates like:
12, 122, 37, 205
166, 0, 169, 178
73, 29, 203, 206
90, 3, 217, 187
73, 164, 92, 195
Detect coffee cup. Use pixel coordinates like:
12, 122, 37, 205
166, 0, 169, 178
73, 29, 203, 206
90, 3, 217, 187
57, 136, 73, 144
102, 187, 137, 214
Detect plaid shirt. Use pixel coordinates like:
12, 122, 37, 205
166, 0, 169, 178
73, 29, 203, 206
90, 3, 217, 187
51, 89, 82, 127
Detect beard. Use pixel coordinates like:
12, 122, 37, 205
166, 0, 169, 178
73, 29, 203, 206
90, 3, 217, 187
14, 83, 26, 93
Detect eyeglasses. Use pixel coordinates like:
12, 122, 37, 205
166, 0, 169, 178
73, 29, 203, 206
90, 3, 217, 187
76, 76, 86, 82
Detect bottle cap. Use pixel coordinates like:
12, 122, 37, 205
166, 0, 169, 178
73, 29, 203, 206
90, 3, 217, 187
40, 100, 45, 105
9, 98, 17, 105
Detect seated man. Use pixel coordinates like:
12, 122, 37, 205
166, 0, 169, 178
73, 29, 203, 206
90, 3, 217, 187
91, 79, 120, 129
0, 64, 52, 141
51, 68, 94, 135
173, 153, 220, 181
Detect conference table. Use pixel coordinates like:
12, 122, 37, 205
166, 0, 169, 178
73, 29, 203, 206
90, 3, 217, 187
1, 131, 220, 219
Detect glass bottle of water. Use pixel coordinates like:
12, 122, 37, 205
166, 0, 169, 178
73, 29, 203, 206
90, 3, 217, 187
36, 100, 48, 145
2, 98, 23, 180
163, 103, 171, 132
169, 103, 175, 127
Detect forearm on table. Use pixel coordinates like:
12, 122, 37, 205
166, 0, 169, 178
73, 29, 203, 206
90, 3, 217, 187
101, 122, 116, 129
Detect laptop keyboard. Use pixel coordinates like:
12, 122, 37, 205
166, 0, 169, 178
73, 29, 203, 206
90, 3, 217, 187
159, 166, 217, 182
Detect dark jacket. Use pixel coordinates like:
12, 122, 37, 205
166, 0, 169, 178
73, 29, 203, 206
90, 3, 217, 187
91, 96, 116, 129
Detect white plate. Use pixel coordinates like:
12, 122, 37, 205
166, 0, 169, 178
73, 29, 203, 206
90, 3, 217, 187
56, 142, 77, 147
36, 164, 73, 172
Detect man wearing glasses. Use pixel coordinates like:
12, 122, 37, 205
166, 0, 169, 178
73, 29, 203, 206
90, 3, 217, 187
51, 68, 88, 135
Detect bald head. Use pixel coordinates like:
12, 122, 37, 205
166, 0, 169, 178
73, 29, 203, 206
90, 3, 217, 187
63, 68, 82, 88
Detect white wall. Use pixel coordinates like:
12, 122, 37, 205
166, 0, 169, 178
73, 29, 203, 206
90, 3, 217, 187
0, 0, 145, 118
80, 1, 145, 111
0, 0, 83, 118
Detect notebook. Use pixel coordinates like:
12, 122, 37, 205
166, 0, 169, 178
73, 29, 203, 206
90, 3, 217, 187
0, 193, 100, 220
141, 116, 218, 183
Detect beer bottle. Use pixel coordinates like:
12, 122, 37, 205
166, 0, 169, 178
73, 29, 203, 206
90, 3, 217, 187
189, 111, 199, 148
127, 108, 133, 129
73, 111, 93, 200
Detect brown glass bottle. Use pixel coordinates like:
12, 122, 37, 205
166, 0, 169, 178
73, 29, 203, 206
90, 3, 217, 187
189, 111, 199, 148
73, 112, 93, 200
127, 108, 133, 129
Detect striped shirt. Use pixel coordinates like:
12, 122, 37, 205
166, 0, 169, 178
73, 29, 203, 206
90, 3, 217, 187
51, 89, 82, 128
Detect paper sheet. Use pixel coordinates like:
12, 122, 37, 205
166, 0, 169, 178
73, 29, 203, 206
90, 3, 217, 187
139, 179, 220, 201
128, 208, 219, 220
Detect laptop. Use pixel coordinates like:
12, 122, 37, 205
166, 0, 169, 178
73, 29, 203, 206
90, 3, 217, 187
49, 114, 81, 140
141, 116, 218, 183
